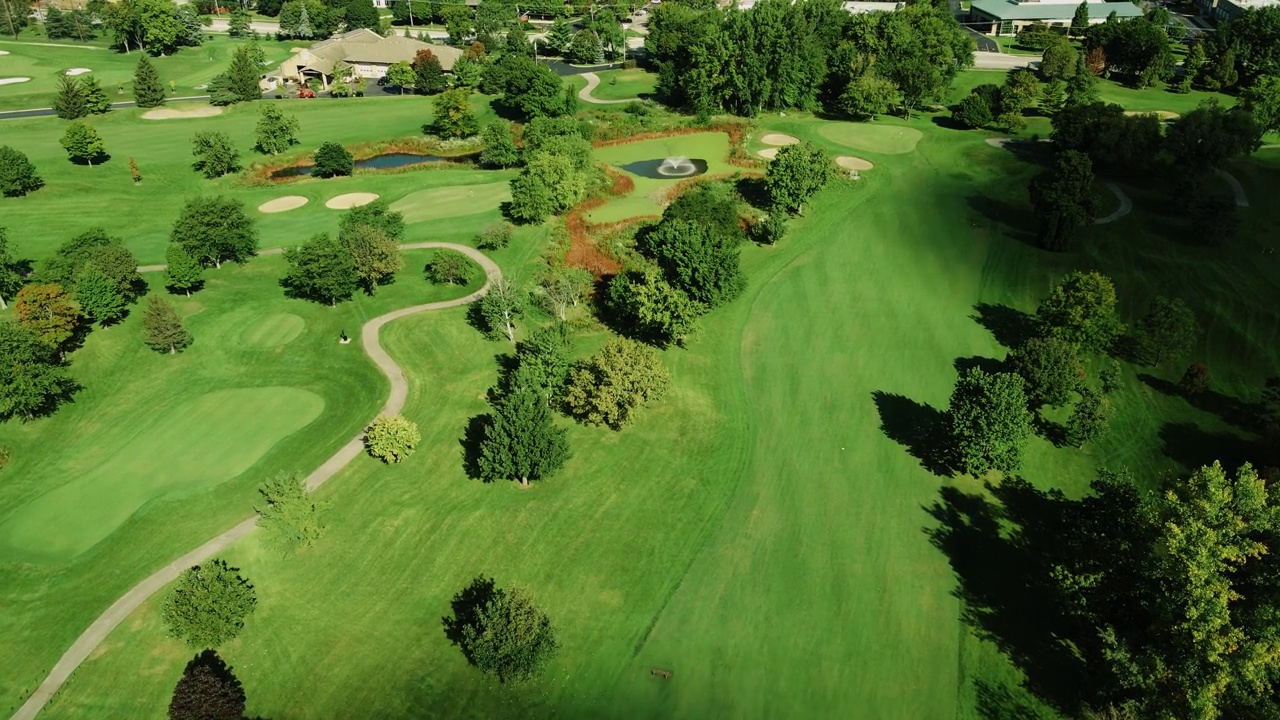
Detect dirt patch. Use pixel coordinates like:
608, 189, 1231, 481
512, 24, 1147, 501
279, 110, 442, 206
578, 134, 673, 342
760, 133, 799, 146
835, 156, 874, 171
0, 77, 30, 86
1125, 110, 1180, 120
325, 192, 379, 209
65, 67, 91, 76
258, 195, 309, 213
757, 148, 779, 159
142, 105, 223, 120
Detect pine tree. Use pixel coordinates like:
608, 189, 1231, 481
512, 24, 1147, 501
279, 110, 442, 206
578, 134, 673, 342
142, 295, 192, 354
164, 243, 204, 296
81, 75, 112, 114
53, 75, 88, 120
296, 2, 313, 38
546, 15, 573, 54
133, 55, 166, 108
226, 46, 262, 103
1070, 1, 1089, 38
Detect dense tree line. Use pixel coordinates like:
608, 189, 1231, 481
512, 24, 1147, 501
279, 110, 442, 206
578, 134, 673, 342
646, 0, 972, 117
86, 0, 204, 55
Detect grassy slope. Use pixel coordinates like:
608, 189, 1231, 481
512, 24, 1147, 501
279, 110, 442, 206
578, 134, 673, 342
0, 92, 505, 264
0, 37, 298, 111
590, 68, 658, 101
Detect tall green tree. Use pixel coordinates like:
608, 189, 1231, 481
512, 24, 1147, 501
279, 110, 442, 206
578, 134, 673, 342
1070, 1, 1089, 37
1066, 385, 1112, 446
412, 48, 447, 94
73, 261, 127, 325
1, 0, 31, 38
639, 218, 745, 309
133, 54, 167, 108
508, 152, 583, 223
138, 0, 184, 55
38, 229, 142, 303
168, 650, 245, 720
141, 295, 192, 353
53, 75, 88, 120
225, 44, 263, 103
477, 385, 571, 485
161, 559, 257, 648
431, 88, 479, 138
477, 277, 525, 342
1036, 270, 1124, 354
1028, 150, 1099, 252
1006, 336, 1080, 409
164, 243, 204, 296
281, 233, 358, 305
312, 141, 354, 178
605, 265, 703, 348
766, 142, 833, 215
563, 338, 670, 430
445, 578, 560, 680
338, 224, 401, 295
1132, 295, 1199, 365
255, 471, 327, 555
60, 121, 107, 166
1240, 74, 1280, 135
14, 283, 81, 351
385, 60, 416, 93
0, 228, 23, 310
254, 104, 300, 155
0, 320, 78, 421
948, 367, 1033, 475
1041, 40, 1080, 81
171, 196, 258, 268
0, 145, 43, 197
81, 75, 112, 114
190, 131, 240, 179
838, 69, 899, 120
479, 122, 520, 168
545, 15, 573, 53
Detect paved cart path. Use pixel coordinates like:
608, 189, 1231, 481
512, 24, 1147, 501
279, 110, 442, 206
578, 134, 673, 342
10, 242, 500, 720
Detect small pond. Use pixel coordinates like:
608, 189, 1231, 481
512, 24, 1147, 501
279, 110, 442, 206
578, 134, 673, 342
271, 152, 456, 179
620, 157, 709, 179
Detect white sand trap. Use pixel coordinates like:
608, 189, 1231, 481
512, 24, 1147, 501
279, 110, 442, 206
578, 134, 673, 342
836, 156, 874, 171
1125, 110, 1180, 120
325, 192, 379, 209
142, 105, 223, 120
0, 77, 30, 86
258, 195, 309, 213
0, 50, 10, 56
757, 147, 779, 159
760, 133, 799, 146
985, 138, 1012, 148
65, 67, 91, 76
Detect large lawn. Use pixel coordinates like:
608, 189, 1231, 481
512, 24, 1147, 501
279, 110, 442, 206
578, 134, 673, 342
0, 36, 298, 111
5, 93, 1280, 720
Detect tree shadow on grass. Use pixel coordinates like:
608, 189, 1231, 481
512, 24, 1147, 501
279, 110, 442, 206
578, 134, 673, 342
441, 575, 497, 665
954, 355, 1007, 376
871, 391, 955, 475
971, 303, 1039, 350
1157, 421, 1273, 471
1032, 415, 1069, 448
927, 481, 1090, 714
1138, 373, 1262, 433
459, 414, 491, 481
967, 195, 1040, 247
975, 678, 1057, 720
734, 175, 770, 211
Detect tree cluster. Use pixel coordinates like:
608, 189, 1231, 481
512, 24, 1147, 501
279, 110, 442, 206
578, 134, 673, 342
1083, 15, 1176, 88
37, 228, 145, 327
508, 116, 593, 223
91, 0, 204, 55
53, 74, 113, 120
283, 200, 405, 303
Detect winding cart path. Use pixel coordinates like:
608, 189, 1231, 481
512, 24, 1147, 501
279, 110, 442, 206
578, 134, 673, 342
9, 243, 500, 720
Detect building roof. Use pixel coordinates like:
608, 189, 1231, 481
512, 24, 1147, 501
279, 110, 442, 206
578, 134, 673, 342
276, 30, 462, 78
970, 0, 1144, 20
842, 1, 903, 11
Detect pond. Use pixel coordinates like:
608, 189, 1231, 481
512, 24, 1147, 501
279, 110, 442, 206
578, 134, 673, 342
619, 157, 709, 179
270, 152, 457, 179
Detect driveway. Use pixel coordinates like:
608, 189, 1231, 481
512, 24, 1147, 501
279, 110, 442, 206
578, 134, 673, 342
973, 51, 1040, 70
965, 27, 999, 52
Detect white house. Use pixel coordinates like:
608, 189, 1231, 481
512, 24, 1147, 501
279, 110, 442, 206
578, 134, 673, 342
969, 0, 1144, 35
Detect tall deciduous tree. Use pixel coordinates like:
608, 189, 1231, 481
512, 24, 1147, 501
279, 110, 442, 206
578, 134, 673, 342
0, 320, 78, 421
171, 196, 258, 268
535, 265, 592, 321
142, 295, 192, 353
1006, 336, 1080, 409
1240, 74, 1280, 135
445, 578, 560, 680
563, 338, 670, 430
412, 48, 447, 94
639, 218, 744, 309
14, 283, 81, 351
508, 152, 583, 223
133, 54, 167, 108
256, 471, 326, 555
477, 277, 525, 342
168, 650, 245, 720
480, 122, 520, 168
0, 228, 23, 310
477, 385, 571, 485
1066, 385, 1112, 446
948, 367, 1033, 475
386, 60, 416, 93
74, 261, 127, 325
1028, 150, 1099, 252
282, 233, 358, 305
766, 142, 833, 215
0, 145, 43, 197
161, 559, 257, 648
431, 88, 479, 138
254, 104, 300, 155
190, 131, 240, 179
1132, 295, 1199, 365
606, 265, 703, 348
53, 75, 88, 120
1036, 270, 1125, 354
60, 121, 107, 166
338, 224, 401, 295
164, 243, 204, 296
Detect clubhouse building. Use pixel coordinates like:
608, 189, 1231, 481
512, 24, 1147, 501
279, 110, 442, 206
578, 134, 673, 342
968, 0, 1143, 35
268, 29, 462, 90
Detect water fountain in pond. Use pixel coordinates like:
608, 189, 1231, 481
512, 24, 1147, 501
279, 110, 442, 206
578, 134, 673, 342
657, 156, 698, 177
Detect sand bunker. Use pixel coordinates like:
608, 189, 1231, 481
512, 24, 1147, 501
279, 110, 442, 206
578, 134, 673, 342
0, 50, 10, 56
760, 133, 800, 146
325, 192, 379, 209
757, 148, 779, 159
142, 105, 223, 120
65, 67, 91, 76
0, 77, 31, 86
985, 138, 1012, 148
1125, 110, 1180, 120
258, 196, 309, 213
835, 156, 874, 171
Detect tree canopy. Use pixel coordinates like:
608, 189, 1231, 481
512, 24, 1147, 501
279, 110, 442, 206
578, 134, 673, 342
171, 196, 258, 268
477, 383, 571, 485
0, 145, 43, 197
1036, 270, 1125, 354
282, 233, 359, 305
563, 338, 670, 430
161, 559, 257, 648
444, 577, 560, 682
0, 320, 78, 421
948, 367, 1033, 476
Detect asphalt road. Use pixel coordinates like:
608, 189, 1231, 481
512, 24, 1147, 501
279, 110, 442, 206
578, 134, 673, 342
0, 95, 212, 120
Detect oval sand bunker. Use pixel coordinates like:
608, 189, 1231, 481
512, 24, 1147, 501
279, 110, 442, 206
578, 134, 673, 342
836, 156, 874, 171
258, 195, 309, 213
65, 67, 92, 76
241, 313, 306, 347
142, 105, 223, 120
760, 133, 799, 146
0, 77, 31, 86
325, 192, 379, 209
757, 147, 779, 159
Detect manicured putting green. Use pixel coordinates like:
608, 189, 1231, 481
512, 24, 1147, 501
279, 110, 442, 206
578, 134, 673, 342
0, 387, 324, 563
816, 123, 923, 154
240, 313, 306, 347
388, 181, 511, 223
